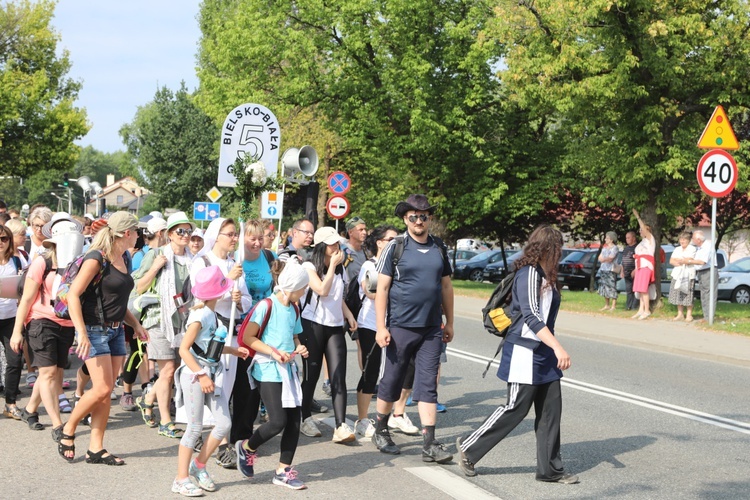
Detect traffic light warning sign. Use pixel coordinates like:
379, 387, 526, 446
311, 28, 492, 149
697, 105, 739, 150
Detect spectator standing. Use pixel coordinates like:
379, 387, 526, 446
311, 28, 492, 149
688, 230, 718, 322
597, 232, 620, 311
631, 209, 656, 320
621, 231, 637, 310
668, 232, 696, 322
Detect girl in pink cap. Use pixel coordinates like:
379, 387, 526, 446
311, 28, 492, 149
171, 265, 249, 497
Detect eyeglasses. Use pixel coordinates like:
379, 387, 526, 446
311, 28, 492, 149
407, 214, 429, 223
174, 228, 191, 237
295, 228, 313, 236
32, 223, 44, 231
0, 236, 9, 243
219, 232, 240, 239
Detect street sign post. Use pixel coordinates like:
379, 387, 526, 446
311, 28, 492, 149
326, 195, 350, 220
193, 202, 221, 221
327, 171, 351, 195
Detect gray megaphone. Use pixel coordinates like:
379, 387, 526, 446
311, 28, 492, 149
281, 145, 319, 178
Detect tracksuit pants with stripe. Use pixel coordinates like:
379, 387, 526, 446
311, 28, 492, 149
460, 379, 565, 481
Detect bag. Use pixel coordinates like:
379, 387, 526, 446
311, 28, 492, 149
237, 297, 299, 358
53, 251, 108, 325
127, 249, 163, 328
612, 263, 623, 275
677, 273, 690, 294
344, 257, 374, 330
16, 256, 53, 305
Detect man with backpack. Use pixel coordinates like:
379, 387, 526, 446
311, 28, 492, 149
371, 194, 454, 463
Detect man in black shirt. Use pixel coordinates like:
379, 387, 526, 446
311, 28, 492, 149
621, 231, 637, 310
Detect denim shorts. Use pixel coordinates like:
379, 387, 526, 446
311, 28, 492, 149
86, 324, 127, 358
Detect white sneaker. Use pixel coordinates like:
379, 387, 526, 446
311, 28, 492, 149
171, 478, 204, 497
332, 422, 355, 443
355, 418, 376, 438
388, 413, 420, 435
110, 389, 117, 401
300, 417, 322, 437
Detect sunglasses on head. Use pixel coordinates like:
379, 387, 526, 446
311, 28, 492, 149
407, 214, 429, 223
174, 228, 191, 237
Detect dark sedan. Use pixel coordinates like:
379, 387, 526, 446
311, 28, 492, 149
483, 251, 522, 282
557, 249, 600, 291
453, 249, 514, 282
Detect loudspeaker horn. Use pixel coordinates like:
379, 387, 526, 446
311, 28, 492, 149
282, 145, 319, 178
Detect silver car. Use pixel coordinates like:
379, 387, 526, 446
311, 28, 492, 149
718, 257, 750, 304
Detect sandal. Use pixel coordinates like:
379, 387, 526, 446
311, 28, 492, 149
58, 432, 76, 463
59, 395, 72, 413
158, 421, 185, 438
85, 449, 125, 466
3, 404, 22, 420
136, 395, 157, 428
52, 424, 64, 442
21, 408, 44, 430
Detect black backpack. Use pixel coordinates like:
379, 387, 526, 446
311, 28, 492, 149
16, 256, 54, 305
480, 268, 541, 377
344, 257, 374, 322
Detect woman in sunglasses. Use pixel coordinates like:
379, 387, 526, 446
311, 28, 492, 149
133, 212, 195, 439
1, 224, 25, 421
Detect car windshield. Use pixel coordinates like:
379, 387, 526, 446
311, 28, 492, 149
724, 258, 750, 273
466, 250, 498, 263
561, 251, 586, 263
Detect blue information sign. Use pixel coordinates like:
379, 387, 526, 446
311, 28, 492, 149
193, 202, 221, 221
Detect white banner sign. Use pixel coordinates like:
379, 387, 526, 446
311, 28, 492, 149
218, 103, 281, 187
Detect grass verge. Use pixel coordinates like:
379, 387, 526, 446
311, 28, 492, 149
451, 279, 750, 337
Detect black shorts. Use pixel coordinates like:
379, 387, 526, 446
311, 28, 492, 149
26, 318, 75, 368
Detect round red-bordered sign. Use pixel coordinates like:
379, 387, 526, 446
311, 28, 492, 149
326, 195, 350, 220
696, 149, 738, 198
327, 171, 351, 195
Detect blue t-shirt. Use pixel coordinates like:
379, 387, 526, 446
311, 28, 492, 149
243, 251, 275, 306
131, 244, 150, 273
185, 306, 218, 358
249, 295, 302, 383
376, 234, 451, 328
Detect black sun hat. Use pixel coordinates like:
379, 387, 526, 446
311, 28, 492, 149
394, 194, 438, 217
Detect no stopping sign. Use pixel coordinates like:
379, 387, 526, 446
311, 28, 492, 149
696, 149, 738, 198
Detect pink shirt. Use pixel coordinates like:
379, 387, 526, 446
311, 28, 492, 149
25, 256, 73, 327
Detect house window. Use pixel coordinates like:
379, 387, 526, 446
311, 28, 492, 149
117, 195, 123, 204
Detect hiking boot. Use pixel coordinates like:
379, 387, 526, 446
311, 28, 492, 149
373, 431, 400, 455
422, 441, 453, 464
311, 398, 329, 413
189, 459, 217, 491
388, 413, 420, 435
332, 423, 355, 444
273, 466, 307, 490
456, 436, 476, 477
235, 440, 257, 478
119, 393, 137, 411
355, 418, 376, 438
300, 417, 322, 437
215, 443, 237, 469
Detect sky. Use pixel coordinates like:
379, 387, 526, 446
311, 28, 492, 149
51, 1, 202, 153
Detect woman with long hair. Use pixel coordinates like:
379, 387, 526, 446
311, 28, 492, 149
134, 212, 195, 438
1, 224, 25, 421
299, 227, 357, 443
456, 225, 577, 484
353, 225, 398, 438
57, 211, 149, 465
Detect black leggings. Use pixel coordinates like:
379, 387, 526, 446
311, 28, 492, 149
230, 355, 261, 444
356, 328, 382, 394
1, 318, 23, 405
247, 381, 301, 465
301, 319, 347, 425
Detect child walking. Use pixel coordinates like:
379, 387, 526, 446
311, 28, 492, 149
172, 265, 249, 497
236, 259, 309, 490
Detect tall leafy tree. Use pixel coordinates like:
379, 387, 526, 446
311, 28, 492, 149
0, 0, 88, 177
120, 84, 220, 212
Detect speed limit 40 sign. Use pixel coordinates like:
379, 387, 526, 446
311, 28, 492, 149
696, 149, 738, 198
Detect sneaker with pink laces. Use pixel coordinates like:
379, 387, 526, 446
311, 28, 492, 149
235, 440, 257, 478
273, 467, 307, 490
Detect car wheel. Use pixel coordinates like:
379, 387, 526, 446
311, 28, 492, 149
469, 269, 484, 282
731, 286, 750, 304
569, 285, 584, 291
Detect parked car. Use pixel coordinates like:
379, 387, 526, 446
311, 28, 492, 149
447, 249, 481, 262
718, 256, 750, 304
453, 249, 516, 282
483, 251, 523, 282
558, 249, 600, 291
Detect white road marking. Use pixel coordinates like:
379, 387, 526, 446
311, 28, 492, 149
405, 466, 501, 500
447, 347, 750, 436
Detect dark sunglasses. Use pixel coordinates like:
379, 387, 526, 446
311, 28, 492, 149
407, 214, 429, 223
0, 236, 9, 243
174, 228, 192, 237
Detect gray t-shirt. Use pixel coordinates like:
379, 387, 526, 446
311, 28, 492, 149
343, 241, 367, 283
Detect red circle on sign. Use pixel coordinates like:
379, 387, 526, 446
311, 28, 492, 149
696, 149, 738, 198
326, 195, 351, 220
327, 171, 351, 195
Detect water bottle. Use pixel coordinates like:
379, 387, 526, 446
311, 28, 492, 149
205, 323, 228, 363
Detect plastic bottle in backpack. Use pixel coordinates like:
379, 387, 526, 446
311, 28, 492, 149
205, 323, 228, 363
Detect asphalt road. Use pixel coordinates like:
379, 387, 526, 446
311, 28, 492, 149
2, 296, 749, 499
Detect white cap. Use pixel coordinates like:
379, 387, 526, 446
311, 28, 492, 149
146, 217, 167, 234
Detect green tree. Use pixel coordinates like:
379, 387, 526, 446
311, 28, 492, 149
120, 84, 220, 212
488, 0, 750, 276
0, 0, 88, 177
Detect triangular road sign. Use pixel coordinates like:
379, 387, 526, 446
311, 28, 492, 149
697, 105, 739, 150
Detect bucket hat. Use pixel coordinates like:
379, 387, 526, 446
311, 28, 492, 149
191, 265, 233, 301
166, 211, 196, 232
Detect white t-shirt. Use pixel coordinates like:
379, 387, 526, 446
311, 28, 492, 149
0, 260, 20, 319
300, 261, 346, 327
356, 259, 377, 331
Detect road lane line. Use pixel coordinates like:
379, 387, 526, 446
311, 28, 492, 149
447, 347, 750, 436
405, 467, 501, 500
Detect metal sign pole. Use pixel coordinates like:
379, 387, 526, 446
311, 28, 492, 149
709, 197, 717, 325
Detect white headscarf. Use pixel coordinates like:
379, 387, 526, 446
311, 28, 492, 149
197, 217, 225, 258
274, 259, 309, 293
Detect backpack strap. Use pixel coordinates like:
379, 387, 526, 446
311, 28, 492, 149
40, 256, 53, 306
11, 256, 22, 273
262, 249, 274, 266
